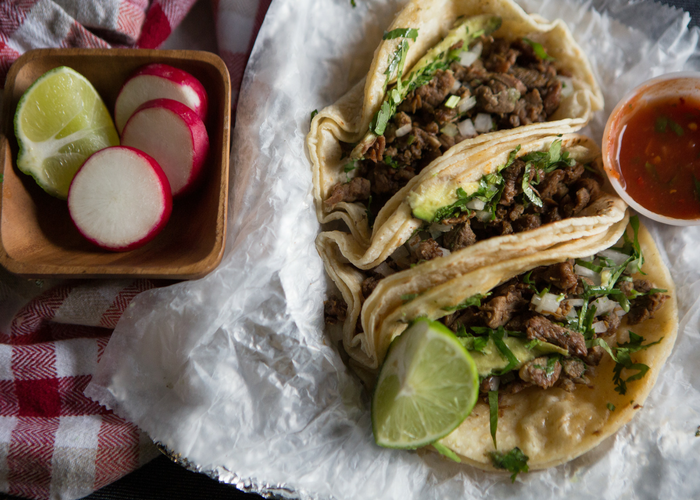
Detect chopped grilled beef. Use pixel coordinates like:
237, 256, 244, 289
443, 221, 477, 251
561, 357, 585, 379
324, 296, 347, 324
600, 312, 621, 334
583, 345, 605, 366
482, 284, 529, 328
411, 238, 443, 263
324, 177, 370, 208
533, 260, 578, 293
519, 356, 561, 389
365, 135, 386, 163
525, 315, 587, 358
361, 275, 382, 300
627, 290, 670, 325
480, 376, 500, 393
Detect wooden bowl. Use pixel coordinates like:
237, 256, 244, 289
0, 49, 231, 279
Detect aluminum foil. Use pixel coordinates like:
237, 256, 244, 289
85, 1, 700, 498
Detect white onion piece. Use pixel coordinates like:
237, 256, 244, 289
457, 117, 477, 137
475, 210, 492, 221
592, 321, 608, 334
566, 307, 578, 319
395, 123, 412, 137
459, 51, 479, 67
626, 258, 642, 275
591, 297, 618, 315
574, 264, 601, 286
450, 80, 462, 93
614, 307, 627, 317
429, 222, 453, 235
564, 298, 585, 307
559, 76, 574, 98
474, 113, 493, 133
438, 247, 451, 257
407, 235, 421, 252
531, 292, 561, 314
441, 122, 458, 137
598, 249, 630, 266
466, 198, 486, 210
458, 96, 477, 113
468, 42, 483, 58
374, 262, 395, 277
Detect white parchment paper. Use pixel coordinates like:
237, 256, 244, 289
86, 1, 700, 498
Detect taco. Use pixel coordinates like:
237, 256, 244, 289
307, 0, 603, 247
324, 216, 677, 472
319, 133, 627, 369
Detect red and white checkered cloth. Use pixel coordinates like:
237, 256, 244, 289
0, 1, 271, 499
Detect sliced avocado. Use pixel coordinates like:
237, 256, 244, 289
408, 180, 479, 222
461, 337, 568, 378
408, 15, 502, 77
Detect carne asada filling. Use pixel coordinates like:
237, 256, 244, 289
326, 35, 569, 211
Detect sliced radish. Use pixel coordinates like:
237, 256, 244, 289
121, 98, 209, 197
114, 63, 208, 134
68, 146, 172, 252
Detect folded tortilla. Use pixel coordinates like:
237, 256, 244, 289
318, 133, 627, 369
307, 0, 603, 247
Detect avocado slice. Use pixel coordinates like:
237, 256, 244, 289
408, 180, 480, 222
460, 337, 568, 378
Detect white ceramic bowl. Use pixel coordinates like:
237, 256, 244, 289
602, 71, 700, 226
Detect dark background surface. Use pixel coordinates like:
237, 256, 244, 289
2, 1, 698, 499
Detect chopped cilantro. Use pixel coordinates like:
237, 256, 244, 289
544, 355, 560, 377
442, 292, 491, 311
351, 0, 356, 7
444, 95, 461, 108
384, 155, 399, 169
310, 109, 318, 123
645, 162, 660, 181
401, 293, 419, 302
383, 28, 419, 41
696, 426, 700, 437
432, 441, 461, 462
344, 160, 358, 173
670, 119, 684, 136
522, 37, 554, 61
490, 447, 529, 482
489, 327, 520, 374
488, 390, 499, 448
607, 403, 616, 412
407, 134, 415, 146
521, 163, 543, 207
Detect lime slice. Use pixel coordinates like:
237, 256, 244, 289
14, 66, 119, 199
372, 318, 479, 449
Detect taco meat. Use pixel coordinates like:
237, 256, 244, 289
327, 36, 567, 208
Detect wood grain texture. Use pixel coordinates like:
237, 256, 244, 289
0, 49, 231, 279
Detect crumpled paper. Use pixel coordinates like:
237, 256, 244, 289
85, 0, 700, 498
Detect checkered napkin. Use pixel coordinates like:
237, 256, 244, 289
0, 1, 271, 499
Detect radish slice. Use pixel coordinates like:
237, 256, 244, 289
114, 63, 208, 134
67, 146, 172, 252
121, 98, 210, 197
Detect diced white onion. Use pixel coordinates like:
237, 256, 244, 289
592, 321, 608, 334
374, 262, 395, 277
574, 264, 601, 286
579, 255, 594, 262
591, 297, 618, 315
598, 249, 630, 266
614, 306, 626, 317
438, 247, 451, 257
450, 80, 462, 93
395, 123, 412, 137
466, 198, 486, 210
531, 292, 562, 314
459, 51, 479, 67
558, 76, 574, 98
428, 222, 453, 237
391, 245, 410, 264
457, 117, 477, 137
458, 96, 477, 113
566, 307, 578, 319
564, 298, 585, 307
474, 113, 493, 133
470, 42, 483, 58
475, 210, 492, 221
441, 122, 458, 137
407, 235, 421, 252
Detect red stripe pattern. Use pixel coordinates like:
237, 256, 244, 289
0, 1, 272, 498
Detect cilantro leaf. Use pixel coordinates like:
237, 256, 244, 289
522, 37, 554, 61
490, 327, 520, 374
442, 293, 491, 312
383, 28, 419, 41
432, 441, 461, 462
655, 116, 668, 133
670, 119, 684, 136
488, 390, 498, 448
344, 160, 358, 173
310, 109, 318, 123
490, 447, 529, 482
522, 163, 543, 207
607, 403, 616, 412
351, 0, 356, 7
401, 293, 419, 302
384, 155, 399, 169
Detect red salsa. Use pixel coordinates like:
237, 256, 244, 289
614, 95, 700, 219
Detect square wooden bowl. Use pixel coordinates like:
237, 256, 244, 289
0, 49, 230, 279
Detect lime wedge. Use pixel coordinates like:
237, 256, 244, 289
14, 66, 119, 199
372, 318, 479, 449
